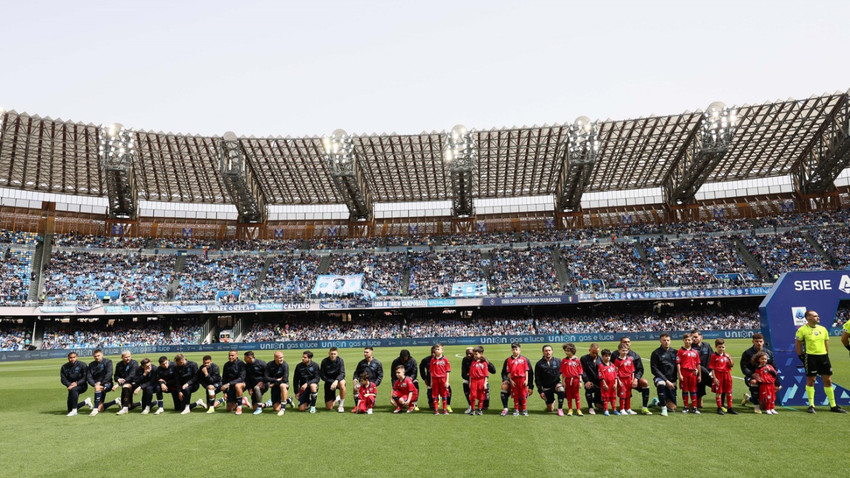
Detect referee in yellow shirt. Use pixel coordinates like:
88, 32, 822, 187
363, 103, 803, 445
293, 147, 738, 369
795, 310, 846, 414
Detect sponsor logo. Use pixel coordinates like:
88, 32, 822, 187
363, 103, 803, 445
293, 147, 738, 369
792, 306, 807, 327
839, 275, 850, 294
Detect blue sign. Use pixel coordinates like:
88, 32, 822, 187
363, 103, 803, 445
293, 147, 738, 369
759, 270, 850, 406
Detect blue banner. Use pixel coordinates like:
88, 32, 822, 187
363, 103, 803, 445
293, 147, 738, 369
578, 286, 771, 302
484, 295, 578, 306
451, 281, 487, 297
312, 274, 364, 296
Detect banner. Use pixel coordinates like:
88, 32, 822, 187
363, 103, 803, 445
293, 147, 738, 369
578, 286, 771, 302
451, 281, 487, 297
312, 274, 364, 296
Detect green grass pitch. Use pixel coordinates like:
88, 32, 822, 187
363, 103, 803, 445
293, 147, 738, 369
1, 338, 849, 477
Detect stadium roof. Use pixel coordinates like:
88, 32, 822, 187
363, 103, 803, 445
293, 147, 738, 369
0, 90, 847, 206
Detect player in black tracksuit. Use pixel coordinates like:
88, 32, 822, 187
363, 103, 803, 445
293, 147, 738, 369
130, 358, 157, 413
103, 352, 138, 411
460, 347, 474, 412
60, 352, 90, 415
154, 356, 179, 411
353, 347, 384, 406
650, 335, 679, 413
535, 345, 564, 413
293, 351, 321, 412
579, 345, 602, 412
319, 349, 345, 410
86, 350, 113, 413
391, 350, 419, 406
243, 351, 268, 412
265, 351, 291, 413
173, 354, 200, 413
220, 350, 247, 412
741, 336, 778, 408
691, 333, 714, 408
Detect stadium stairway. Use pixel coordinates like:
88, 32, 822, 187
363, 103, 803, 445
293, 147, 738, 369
254, 257, 273, 295
732, 237, 769, 280
317, 254, 332, 274
550, 248, 572, 291
802, 230, 838, 268
480, 250, 495, 291
633, 241, 661, 287
167, 255, 187, 299
29, 233, 53, 302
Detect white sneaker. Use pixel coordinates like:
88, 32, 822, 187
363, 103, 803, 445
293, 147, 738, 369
310, 406, 317, 414
141, 406, 150, 415
116, 407, 129, 415
366, 408, 373, 415
66, 409, 78, 417
195, 398, 208, 410
465, 406, 473, 414
338, 405, 345, 413
154, 407, 164, 415
89, 409, 99, 417
181, 405, 191, 415
627, 409, 638, 415
84, 397, 93, 410
277, 408, 285, 417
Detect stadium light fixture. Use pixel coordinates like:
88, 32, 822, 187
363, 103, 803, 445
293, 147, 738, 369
567, 116, 599, 164
443, 124, 476, 164
322, 129, 354, 170
702, 101, 737, 151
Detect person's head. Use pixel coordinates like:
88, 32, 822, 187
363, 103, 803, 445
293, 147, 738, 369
751, 333, 764, 351
430, 345, 437, 357
273, 351, 284, 364
472, 345, 484, 360
714, 339, 726, 354
228, 350, 238, 362
805, 310, 820, 327
174, 353, 186, 366
243, 351, 255, 365
659, 333, 671, 349
333, 278, 345, 289
363, 347, 373, 360
67, 352, 77, 364
562, 343, 576, 358
619, 337, 632, 350
542, 345, 553, 360
121, 350, 132, 363
359, 372, 370, 386
600, 349, 612, 362
302, 350, 313, 364
202, 355, 212, 367
158, 356, 169, 367
434, 343, 444, 357
93, 349, 103, 362
465, 347, 474, 358
329, 347, 339, 360
395, 365, 405, 380
589, 343, 599, 357
682, 333, 692, 348
690, 330, 702, 344
400, 349, 411, 361
140, 358, 151, 371
753, 351, 768, 367
617, 343, 628, 355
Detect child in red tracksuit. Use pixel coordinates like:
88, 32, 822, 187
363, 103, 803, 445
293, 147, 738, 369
352, 373, 376, 414
430, 343, 451, 415
753, 351, 779, 415
598, 349, 618, 416
560, 343, 584, 416
614, 343, 636, 415
709, 338, 737, 415
469, 346, 495, 415
676, 333, 701, 414
391, 366, 418, 413
501, 342, 533, 416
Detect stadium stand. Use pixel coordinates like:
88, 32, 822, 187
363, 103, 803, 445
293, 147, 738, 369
176, 255, 265, 302
260, 254, 320, 301
489, 246, 561, 296
408, 249, 487, 298
40, 320, 203, 349
0, 249, 32, 305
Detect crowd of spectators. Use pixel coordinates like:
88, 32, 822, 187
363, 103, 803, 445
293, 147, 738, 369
53, 233, 148, 249
664, 218, 755, 235
156, 237, 216, 249
561, 242, 654, 291
217, 238, 302, 252
811, 226, 850, 269
0, 324, 31, 351
176, 255, 265, 302
40, 320, 202, 349
43, 252, 175, 304
328, 252, 406, 297
0, 249, 32, 305
743, 231, 831, 278
408, 250, 487, 298
643, 236, 757, 288
260, 254, 320, 301
489, 246, 560, 296
0, 229, 39, 245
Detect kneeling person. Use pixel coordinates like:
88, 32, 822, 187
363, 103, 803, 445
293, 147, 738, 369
391, 365, 418, 413
86, 349, 113, 416
60, 352, 92, 416
293, 350, 320, 413
265, 351, 290, 416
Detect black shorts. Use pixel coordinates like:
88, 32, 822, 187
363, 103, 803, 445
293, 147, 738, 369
270, 382, 288, 403
805, 354, 832, 377
324, 381, 343, 403
539, 385, 562, 404
297, 388, 312, 405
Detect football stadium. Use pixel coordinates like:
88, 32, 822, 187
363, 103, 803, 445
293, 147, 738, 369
2, 2, 850, 477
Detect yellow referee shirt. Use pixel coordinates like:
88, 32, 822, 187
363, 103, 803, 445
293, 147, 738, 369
795, 324, 829, 355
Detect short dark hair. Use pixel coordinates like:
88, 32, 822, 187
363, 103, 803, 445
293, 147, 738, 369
395, 365, 406, 373
562, 343, 576, 355
660, 333, 671, 339
202, 355, 212, 362
364, 346, 373, 351
400, 349, 410, 360
303, 350, 314, 359
140, 358, 151, 367
359, 372, 370, 381
714, 339, 725, 347
67, 352, 77, 358
329, 347, 338, 352
244, 351, 255, 358
511, 342, 520, 349
752, 333, 764, 340
472, 346, 484, 354
93, 349, 103, 355
600, 349, 612, 357
158, 356, 168, 364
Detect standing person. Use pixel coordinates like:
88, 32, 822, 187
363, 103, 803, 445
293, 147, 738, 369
650, 333, 678, 417
500, 342, 534, 416
709, 339, 737, 415
560, 343, 584, 416
430, 343, 452, 415
469, 346, 496, 415
618, 337, 653, 414
598, 349, 618, 416
795, 309, 846, 413
265, 351, 291, 416
353, 347, 383, 408
60, 352, 92, 416
753, 351, 779, 415
352, 373, 376, 414
320, 347, 345, 413
86, 349, 113, 416
391, 365, 418, 413
243, 351, 268, 415
740, 333, 776, 412
390, 349, 418, 411
614, 343, 637, 415
192, 355, 222, 414
293, 350, 321, 413
534, 345, 564, 415
173, 354, 199, 415
220, 350, 247, 415
690, 330, 714, 409
676, 333, 701, 414
103, 351, 138, 412
579, 343, 602, 415
461, 347, 475, 414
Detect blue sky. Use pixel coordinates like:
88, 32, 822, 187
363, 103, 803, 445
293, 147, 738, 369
1, 0, 847, 137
